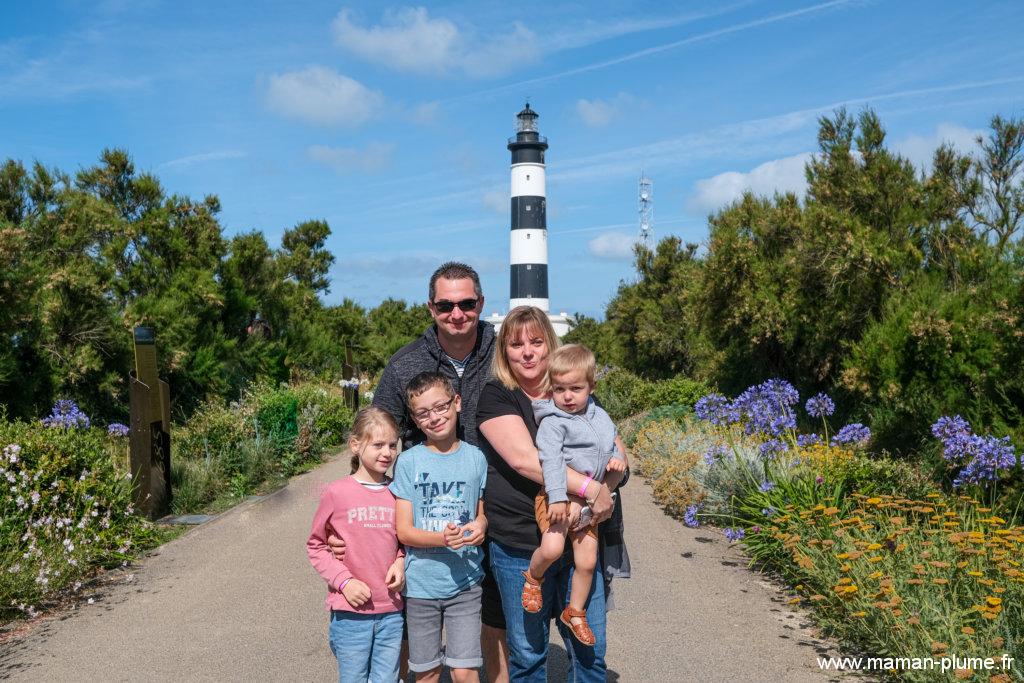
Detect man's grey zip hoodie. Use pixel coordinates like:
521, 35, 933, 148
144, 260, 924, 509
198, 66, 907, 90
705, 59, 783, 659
373, 321, 496, 448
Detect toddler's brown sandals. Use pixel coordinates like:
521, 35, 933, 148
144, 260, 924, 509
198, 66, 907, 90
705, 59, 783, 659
560, 606, 595, 647
521, 571, 544, 613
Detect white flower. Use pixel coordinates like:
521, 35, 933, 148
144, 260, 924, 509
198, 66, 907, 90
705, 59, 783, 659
87, 598, 94, 605
124, 472, 132, 480
73, 581, 82, 591
30, 491, 40, 505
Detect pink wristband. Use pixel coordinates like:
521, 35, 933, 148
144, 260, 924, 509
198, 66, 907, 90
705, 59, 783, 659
338, 578, 352, 592
578, 476, 594, 499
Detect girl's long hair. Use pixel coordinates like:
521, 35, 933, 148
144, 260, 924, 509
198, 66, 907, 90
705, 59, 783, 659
348, 406, 399, 473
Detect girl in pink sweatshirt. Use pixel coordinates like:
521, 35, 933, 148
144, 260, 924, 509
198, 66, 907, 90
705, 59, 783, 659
307, 407, 405, 683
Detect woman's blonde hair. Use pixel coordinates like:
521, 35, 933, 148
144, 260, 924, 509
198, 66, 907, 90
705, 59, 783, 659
491, 305, 561, 391
348, 406, 399, 473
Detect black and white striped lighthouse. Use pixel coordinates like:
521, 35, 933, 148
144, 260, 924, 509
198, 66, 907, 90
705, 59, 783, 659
507, 103, 549, 311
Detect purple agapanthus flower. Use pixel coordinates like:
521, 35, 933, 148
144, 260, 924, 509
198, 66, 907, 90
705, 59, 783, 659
759, 479, 775, 493
695, 393, 738, 426
805, 393, 835, 418
762, 506, 778, 517
931, 415, 972, 444
107, 423, 130, 438
832, 423, 871, 446
42, 400, 91, 429
684, 504, 701, 528
732, 379, 799, 437
703, 444, 728, 466
724, 527, 746, 542
952, 436, 1017, 487
796, 433, 821, 447
933, 416, 1018, 488
759, 438, 788, 459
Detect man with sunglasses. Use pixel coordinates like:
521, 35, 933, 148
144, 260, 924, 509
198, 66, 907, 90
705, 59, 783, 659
373, 261, 496, 454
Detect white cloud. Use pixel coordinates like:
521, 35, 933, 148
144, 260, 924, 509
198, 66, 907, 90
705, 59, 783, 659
307, 143, 395, 173
264, 66, 383, 127
892, 123, 983, 172
685, 122, 986, 214
588, 232, 638, 260
688, 152, 812, 214
331, 7, 540, 77
575, 93, 637, 128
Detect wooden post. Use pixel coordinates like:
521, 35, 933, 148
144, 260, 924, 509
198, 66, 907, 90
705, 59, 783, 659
342, 344, 361, 412
129, 327, 172, 519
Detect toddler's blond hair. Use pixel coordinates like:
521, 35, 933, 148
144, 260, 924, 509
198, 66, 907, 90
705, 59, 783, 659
547, 344, 596, 387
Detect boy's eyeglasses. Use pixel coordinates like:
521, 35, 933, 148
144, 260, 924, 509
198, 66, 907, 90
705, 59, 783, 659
411, 397, 456, 421
432, 298, 478, 313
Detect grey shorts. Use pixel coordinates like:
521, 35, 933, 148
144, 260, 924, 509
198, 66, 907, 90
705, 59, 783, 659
405, 584, 483, 673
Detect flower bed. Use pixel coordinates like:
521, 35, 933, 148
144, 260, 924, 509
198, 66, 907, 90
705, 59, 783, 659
628, 377, 1023, 681
0, 414, 159, 621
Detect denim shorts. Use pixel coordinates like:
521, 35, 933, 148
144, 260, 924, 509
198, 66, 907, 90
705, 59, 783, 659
328, 610, 403, 683
405, 584, 483, 673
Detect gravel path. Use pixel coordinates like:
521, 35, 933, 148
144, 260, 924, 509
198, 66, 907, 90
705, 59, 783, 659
1, 454, 848, 682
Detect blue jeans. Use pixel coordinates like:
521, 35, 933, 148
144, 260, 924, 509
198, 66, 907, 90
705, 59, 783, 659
488, 541, 607, 683
328, 610, 403, 683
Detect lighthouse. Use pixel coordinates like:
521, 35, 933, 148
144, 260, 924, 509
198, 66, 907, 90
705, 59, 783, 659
508, 103, 549, 311
488, 103, 572, 336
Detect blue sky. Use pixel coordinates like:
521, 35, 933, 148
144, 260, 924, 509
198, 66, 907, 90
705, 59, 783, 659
3, 1, 1023, 318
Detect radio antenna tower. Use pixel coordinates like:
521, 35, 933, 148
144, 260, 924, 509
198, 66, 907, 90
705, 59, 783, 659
638, 172, 653, 245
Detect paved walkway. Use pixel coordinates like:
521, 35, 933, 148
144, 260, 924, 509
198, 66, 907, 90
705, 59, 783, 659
1, 454, 847, 682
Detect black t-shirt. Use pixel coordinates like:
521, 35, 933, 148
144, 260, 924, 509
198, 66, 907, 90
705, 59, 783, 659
475, 380, 545, 550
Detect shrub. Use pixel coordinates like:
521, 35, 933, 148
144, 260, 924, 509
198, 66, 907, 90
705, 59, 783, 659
594, 367, 652, 422
0, 418, 158, 620
171, 380, 352, 513
648, 377, 712, 412
630, 419, 707, 518
744, 493, 1024, 682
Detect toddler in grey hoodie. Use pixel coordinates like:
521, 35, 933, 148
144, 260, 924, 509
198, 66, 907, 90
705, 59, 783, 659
520, 344, 627, 647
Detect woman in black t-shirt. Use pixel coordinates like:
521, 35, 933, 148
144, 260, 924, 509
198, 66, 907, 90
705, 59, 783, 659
476, 306, 623, 683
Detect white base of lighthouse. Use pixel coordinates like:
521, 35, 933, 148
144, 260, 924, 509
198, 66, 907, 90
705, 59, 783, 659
485, 311, 573, 338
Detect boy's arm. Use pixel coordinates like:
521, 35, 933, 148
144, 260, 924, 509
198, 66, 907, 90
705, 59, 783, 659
395, 498, 460, 548
461, 499, 488, 547
306, 490, 354, 591
536, 419, 570, 503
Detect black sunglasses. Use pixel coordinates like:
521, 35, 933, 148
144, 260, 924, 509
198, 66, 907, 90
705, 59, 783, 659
432, 298, 478, 313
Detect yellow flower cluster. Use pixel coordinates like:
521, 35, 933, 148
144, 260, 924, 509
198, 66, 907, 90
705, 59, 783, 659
766, 491, 1023, 668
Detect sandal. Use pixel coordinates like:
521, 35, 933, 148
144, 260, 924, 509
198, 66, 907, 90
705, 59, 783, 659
559, 606, 595, 647
521, 571, 543, 613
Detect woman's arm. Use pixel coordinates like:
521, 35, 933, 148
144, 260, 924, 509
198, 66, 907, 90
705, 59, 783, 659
479, 415, 615, 519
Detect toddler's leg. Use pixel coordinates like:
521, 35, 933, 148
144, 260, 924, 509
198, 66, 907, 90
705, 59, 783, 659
528, 522, 569, 579
568, 532, 599, 614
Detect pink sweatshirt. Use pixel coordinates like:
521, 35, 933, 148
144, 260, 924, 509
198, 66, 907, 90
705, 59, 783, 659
307, 476, 403, 614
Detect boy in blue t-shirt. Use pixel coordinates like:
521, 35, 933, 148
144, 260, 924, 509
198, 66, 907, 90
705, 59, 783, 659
390, 371, 488, 682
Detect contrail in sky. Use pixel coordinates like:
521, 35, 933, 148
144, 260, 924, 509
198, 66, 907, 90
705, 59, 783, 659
445, 0, 860, 105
